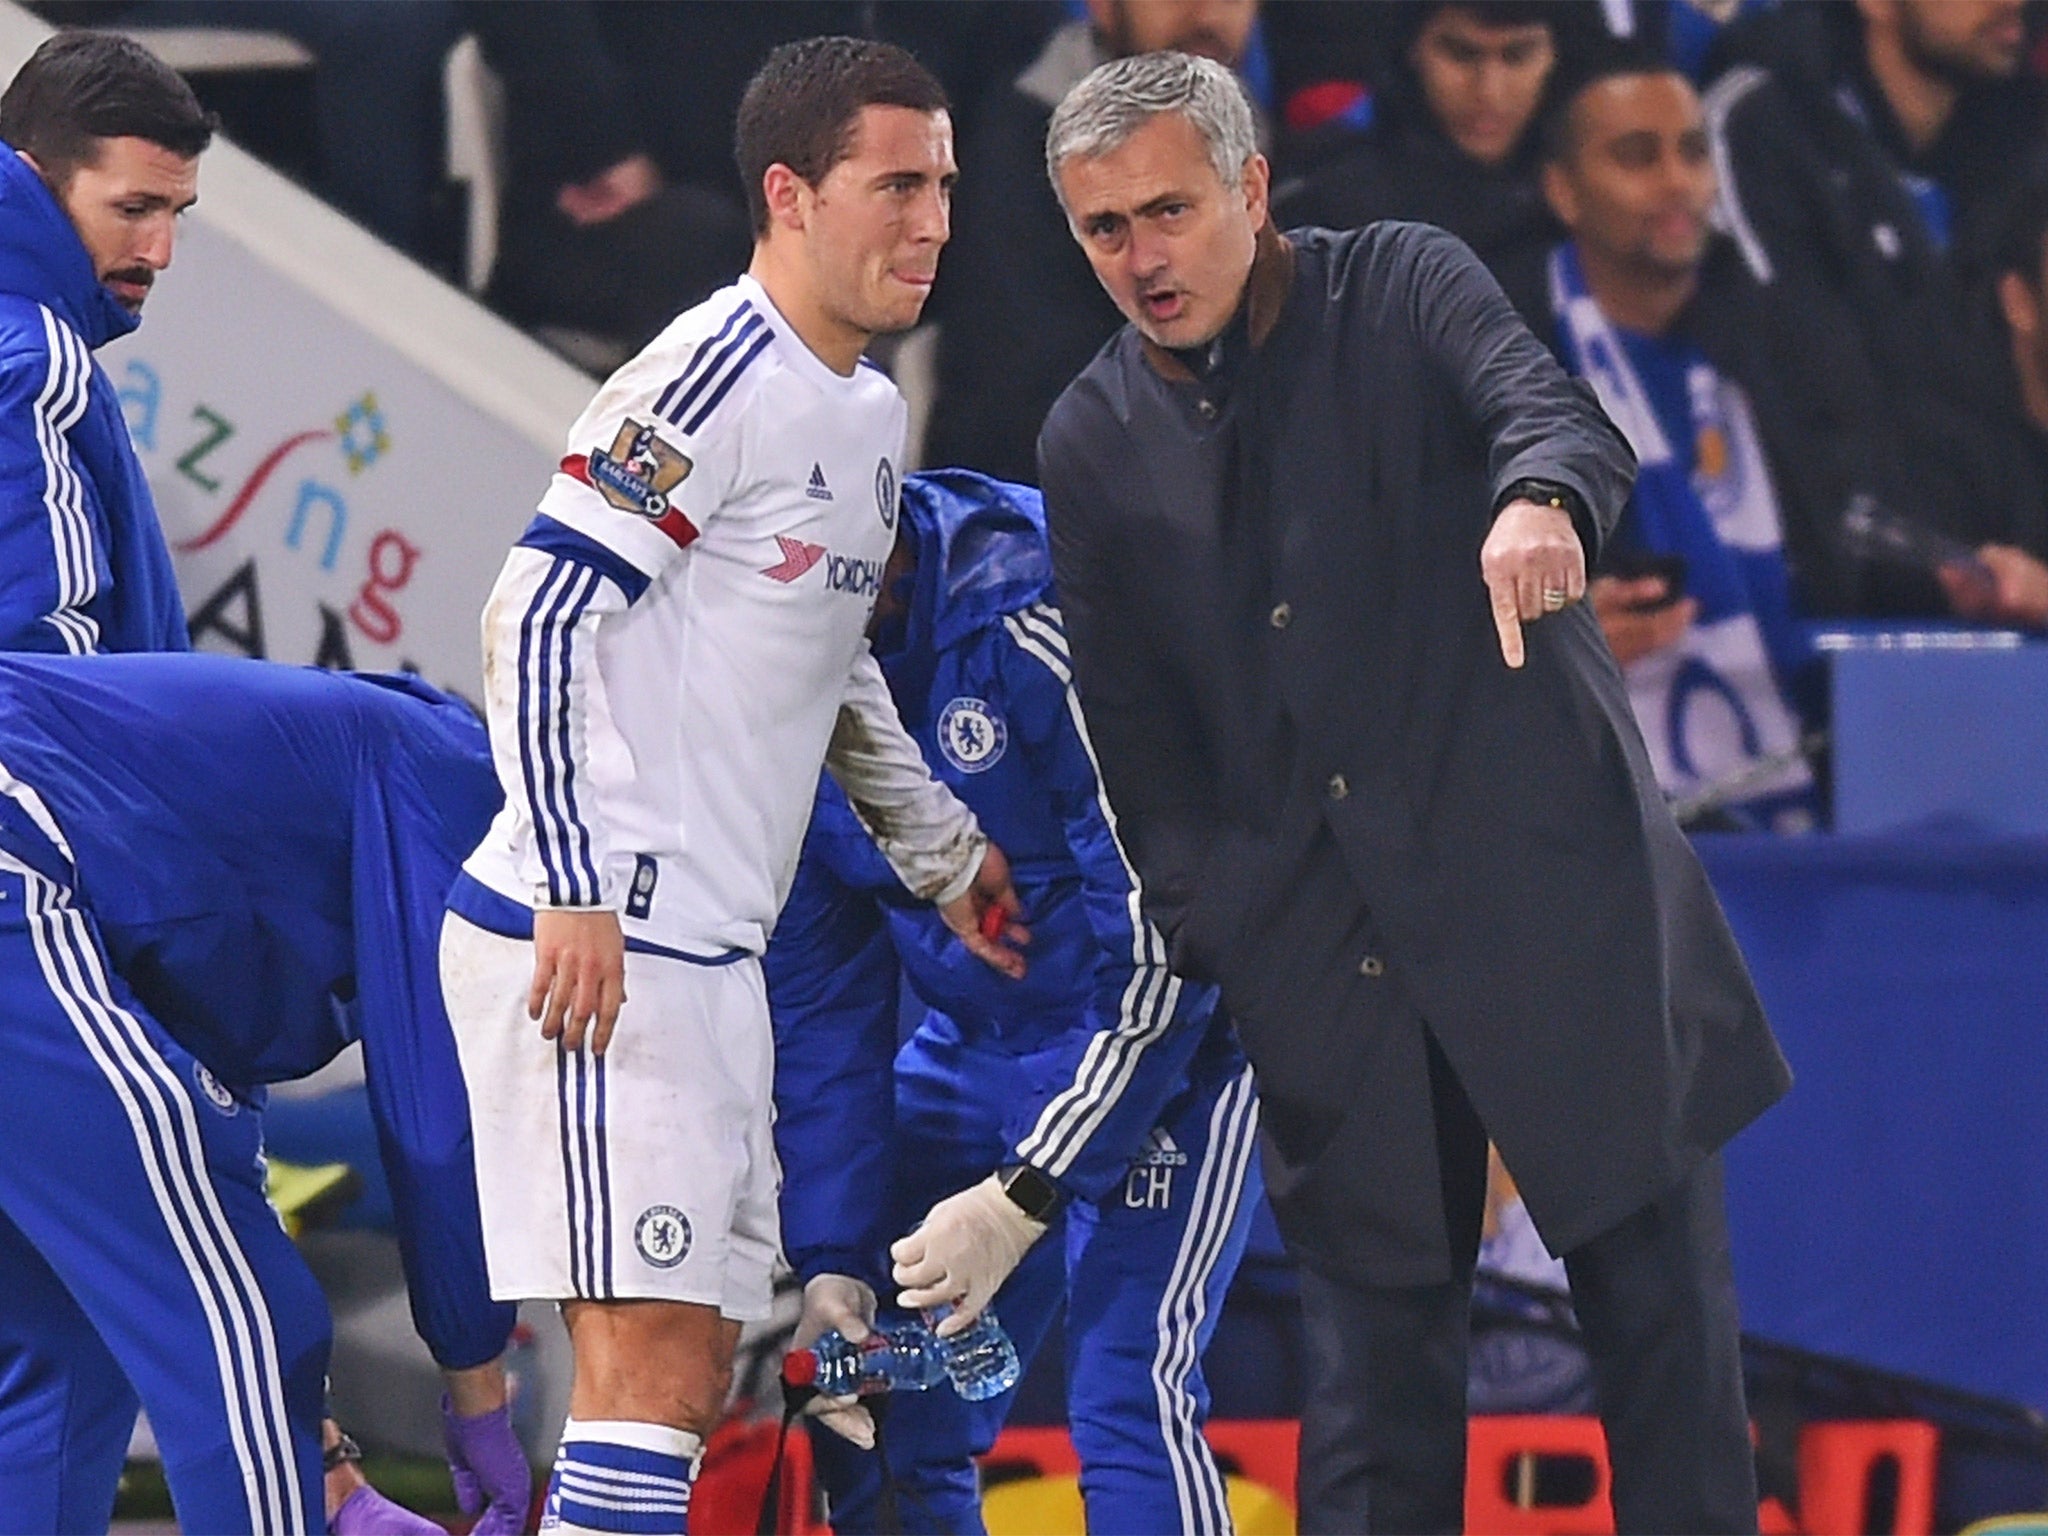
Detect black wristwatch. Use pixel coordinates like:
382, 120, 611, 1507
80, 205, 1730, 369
995, 1163, 1064, 1223
323, 1429, 363, 1472
1493, 477, 1586, 524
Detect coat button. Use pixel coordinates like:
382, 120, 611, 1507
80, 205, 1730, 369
1359, 955, 1384, 977
1197, 397, 1218, 420
1269, 602, 1291, 629
1327, 773, 1349, 800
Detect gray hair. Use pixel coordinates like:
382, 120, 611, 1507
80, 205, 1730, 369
1044, 51, 1257, 213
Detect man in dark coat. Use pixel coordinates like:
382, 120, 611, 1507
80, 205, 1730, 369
1012, 49, 1788, 1535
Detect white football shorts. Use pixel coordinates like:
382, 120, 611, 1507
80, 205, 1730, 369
440, 913, 780, 1320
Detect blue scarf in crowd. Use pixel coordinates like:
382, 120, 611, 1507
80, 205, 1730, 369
1549, 243, 1817, 831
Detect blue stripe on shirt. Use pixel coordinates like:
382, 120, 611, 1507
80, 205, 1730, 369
448, 873, 749, 966
652, 300, 754, 420
518, 515, 653, 604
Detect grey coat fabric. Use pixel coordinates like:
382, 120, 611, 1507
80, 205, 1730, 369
1037, 221, 1791, 1286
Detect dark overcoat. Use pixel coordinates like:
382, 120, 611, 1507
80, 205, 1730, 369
1038, 221, 1792, 1287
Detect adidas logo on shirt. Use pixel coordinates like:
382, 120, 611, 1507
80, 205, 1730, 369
806, 463, 833, 501
1138, 1128, 1189, 1168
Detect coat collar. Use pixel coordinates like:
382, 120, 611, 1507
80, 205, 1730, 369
1140, 221, 1294, 385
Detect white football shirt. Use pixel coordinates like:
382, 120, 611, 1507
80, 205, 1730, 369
462, 274, 977, 957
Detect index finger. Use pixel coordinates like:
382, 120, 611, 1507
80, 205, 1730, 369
1491, 583, 1525, 669
527, 953, 555, 1022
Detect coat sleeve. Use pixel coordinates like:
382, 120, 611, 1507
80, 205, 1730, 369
1038, 398, 1224, 975
1700, 65, 1824, 299
764, 789, 904, 1293
995, 602, 1223, 1203
0, 341, 110, 654
1391, 224, 1637, 561
351, 734, 516, 1371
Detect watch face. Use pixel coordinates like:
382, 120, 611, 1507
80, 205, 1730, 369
1001, 1165, 1058, 1221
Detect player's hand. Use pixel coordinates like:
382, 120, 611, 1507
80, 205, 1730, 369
792, 1275, 879, 1449
1482, 500, 1587, 669
1942, 544, 2048, 629
891, 1173, 1046, 1336
440, 1397, 532, 1536
529, 909, 626, 1054
1589, 575, 1698, 666
938, 843, 1030, 980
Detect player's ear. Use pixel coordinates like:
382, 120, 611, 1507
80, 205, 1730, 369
761, 162, 809, 234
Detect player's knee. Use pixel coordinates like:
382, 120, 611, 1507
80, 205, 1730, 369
565, 1299, 734, 1432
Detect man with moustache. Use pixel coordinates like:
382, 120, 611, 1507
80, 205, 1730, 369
923, 50, 1790, 1534
0, 32, 210, 656
443, 39, 1025, 1536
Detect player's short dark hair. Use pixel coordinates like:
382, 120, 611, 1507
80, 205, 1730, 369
1537, 33, 1683, 165
0, 31, 215, 187
734, 35, 948, 237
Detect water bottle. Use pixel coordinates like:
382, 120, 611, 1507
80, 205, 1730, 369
785, 1321, 948, 1399
926, 1308, 1023, 1402
784, 1311, 1022, 1403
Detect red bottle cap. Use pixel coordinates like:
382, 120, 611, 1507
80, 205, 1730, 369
781, 1348, 818, 1389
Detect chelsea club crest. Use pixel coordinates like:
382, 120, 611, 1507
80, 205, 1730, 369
938, 697, 1007, 774
634, 1205, 692, 1269
193, 1062, 238, 1115
875, 457, 898, 530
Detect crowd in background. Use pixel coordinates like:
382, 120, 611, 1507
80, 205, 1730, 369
33, 0, 2048, 825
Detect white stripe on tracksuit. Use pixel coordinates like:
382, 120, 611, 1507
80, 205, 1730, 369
1003, 601, 1184, 1180
0, 847, 305, 1533
31, 307, 100, 654
1150, 1063, 1261, 1536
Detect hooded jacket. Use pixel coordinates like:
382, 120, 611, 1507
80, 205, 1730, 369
766, 469, 1235, 1288
0, 652, 508, 1367
0, 144, 186, 655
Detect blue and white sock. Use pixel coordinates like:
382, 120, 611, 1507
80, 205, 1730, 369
540, 1419, 703, 1535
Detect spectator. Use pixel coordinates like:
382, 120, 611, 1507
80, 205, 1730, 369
475, 2, 1060, 359
1704, 1, 2048, 609
924, 0, 1263, 485
1274, 1, 1578, 325
468, 1, 760, 354
1538, 39, 1821, 828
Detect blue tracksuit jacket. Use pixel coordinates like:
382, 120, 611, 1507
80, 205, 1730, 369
767, 473, 1259, 1536
0, 146, 187, 655
0, 652, 511, 1365
0, 652, 513, 1533
769, 469, 1235, 1285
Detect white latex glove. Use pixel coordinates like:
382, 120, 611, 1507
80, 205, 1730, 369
791, 1275, 878, 1449
890, 1174, 1047, 1337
